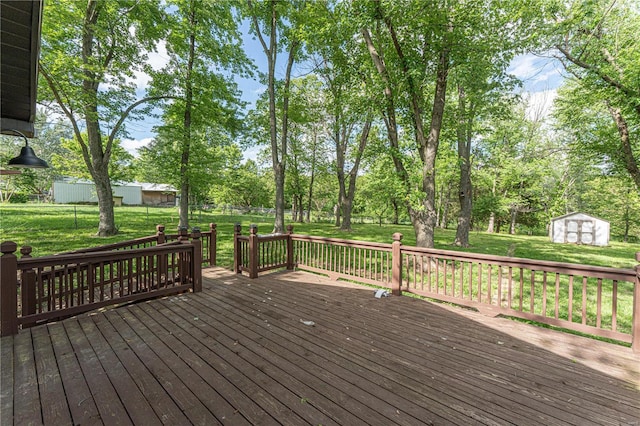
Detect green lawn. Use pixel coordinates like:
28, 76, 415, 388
1, 204, 638, 270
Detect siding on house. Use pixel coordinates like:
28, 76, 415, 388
52, 179, 178, 205
53, 181, 143, 205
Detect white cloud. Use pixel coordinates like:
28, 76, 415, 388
130, 40, 170, 91
523, 89, 558, 121
509, 53, 565, 92
122, 137, 153, 157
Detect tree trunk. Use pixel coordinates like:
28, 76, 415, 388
273, 162, 285, 232
487, 212, 495, 233
440, 184, 451, 229
509, 207, 517, 234
392, 199, 399, 225
93, 169, 116, 236
341, 197, 353, 231
306, 130, 317, 223
338, 119, 371, 231
454, 85, 472, 247
608, 106, 640, 191
297, 195, 304, 223
179, 6, 197, 229
486, 178, 497, 233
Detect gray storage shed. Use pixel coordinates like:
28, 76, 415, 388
549, 212, 610, 246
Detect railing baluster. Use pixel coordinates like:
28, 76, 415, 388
612, 280, 618, 332
477, 263, 482, 303
596, 278, 602, 328
582, 276, 588, 325
496, 266, 502, 308
487, 264, 492, 305
542, 271, 548, 317
568, 275, 574, 322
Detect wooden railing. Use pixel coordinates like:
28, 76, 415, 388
233, 226, 640, 353
0, 226, 213, 336
59, 223, 217, 266
233, 224, 293, 278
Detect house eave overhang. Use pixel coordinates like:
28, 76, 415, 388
1, 0, 43, 138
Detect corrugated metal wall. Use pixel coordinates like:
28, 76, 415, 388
52, 182, 142, 205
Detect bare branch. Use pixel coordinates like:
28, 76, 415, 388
105, 95, 180, 162
39, 62, 92, 171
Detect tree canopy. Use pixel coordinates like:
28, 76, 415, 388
21, 0, 640, 244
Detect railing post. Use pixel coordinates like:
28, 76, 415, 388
633, 252, 640, 354
209, 223, 217, 266
233, 223, 242, 274
156, 224, 166, 244
1, 241, 19, 336
191, 228, 202, 293
177, 227, 189, 283
178, 226, 189, 241
20, 246, 36, 327
248, 225, 259, 278
391, 233, 403, 296
156, 224, 167, 284
286, 224, 294, 270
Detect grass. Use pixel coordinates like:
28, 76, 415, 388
2, 203, 637, 344
1, 203, 638, 270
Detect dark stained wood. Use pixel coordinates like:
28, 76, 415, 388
2, 267, 639, 425
12, 330, 42, 425
47, 322, 102, 425
0, 335, 13, 426
31, 326, 72, 424
63, 320, 132, 424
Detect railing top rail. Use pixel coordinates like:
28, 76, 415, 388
291, 234, 393, 251
401, 245, 636, 280
57, 235, 160, 255
165, 229, 213, 239
17, 241, 193, 269
257, 234, 289, 242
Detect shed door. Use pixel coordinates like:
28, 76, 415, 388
564, 219, 595, 245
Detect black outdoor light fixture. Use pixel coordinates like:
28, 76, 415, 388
4, 129, 49, 168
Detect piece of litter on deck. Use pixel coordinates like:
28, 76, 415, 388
374, 289, 390, 298
300, 319, 315, 326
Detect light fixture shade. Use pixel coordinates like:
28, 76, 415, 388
8, 144, 49, 168
3, 129, 49, 169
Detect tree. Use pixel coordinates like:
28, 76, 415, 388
209, 158, 273, 209
149, 0, 248, 228
246, 0, 303, 233
358, 0, 540, 247
39, 0, 166, 236
551, 0, 640, 191
304, 2, 374, 231
52, 134, 134, 183
133, 128, 239, 210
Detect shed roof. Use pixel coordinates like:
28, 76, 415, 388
550, 212, 609, 224
138, 182, 178, 193
0, 0, 43, 137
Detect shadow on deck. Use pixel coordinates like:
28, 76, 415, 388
2, 267, 639, 425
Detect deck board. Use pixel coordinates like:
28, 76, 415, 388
48, 322, 102, 425
2, 267, 639, 425
31, 326, 72, 425
12, 330, 42, 426
0, 336, 13, 426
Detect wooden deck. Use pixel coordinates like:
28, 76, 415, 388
2, 267, 639, 425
